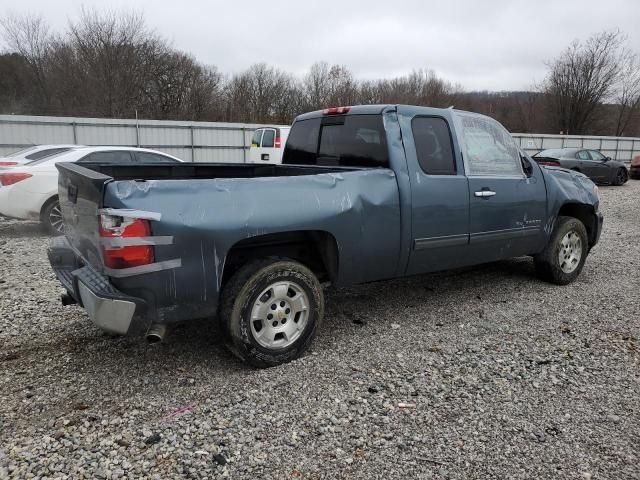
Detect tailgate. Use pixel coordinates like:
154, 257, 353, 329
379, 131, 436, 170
56, 162, 111, 270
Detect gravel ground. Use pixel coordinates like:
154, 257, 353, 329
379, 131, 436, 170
1, 182, 639, 480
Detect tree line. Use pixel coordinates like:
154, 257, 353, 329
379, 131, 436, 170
1, 9, 639, 136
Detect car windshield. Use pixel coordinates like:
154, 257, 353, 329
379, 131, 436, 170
6, 146, 38, 158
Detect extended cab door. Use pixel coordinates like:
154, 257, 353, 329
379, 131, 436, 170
401, 112, 471, 275
455, 112, 546, 260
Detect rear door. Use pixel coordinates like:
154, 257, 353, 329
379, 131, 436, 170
402, 114, 471, 275
249, 128, 282, 163
455, 112, 547, 261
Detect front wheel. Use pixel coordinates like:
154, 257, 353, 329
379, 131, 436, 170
613, 167, 628, 186
41, 198, 65, 236
534, 216, 589, 285
220, 258, 324, 368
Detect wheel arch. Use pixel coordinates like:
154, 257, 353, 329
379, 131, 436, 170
39, 194, 59, 220
221, 230, 340, 288
557, 202, 598, 246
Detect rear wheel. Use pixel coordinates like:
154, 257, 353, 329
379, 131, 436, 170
41, 198, 64, 236
613, 167, 628, 186
220, 258, 324, 368
534, 216, 588, 285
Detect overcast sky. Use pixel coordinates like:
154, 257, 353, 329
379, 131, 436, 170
4, 0, 640, 91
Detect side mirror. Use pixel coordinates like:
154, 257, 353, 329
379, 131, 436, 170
605, 156, 612, 162
521, 155, 533, 177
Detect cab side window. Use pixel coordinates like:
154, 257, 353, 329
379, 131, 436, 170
456, 112, 522, 176
411, 117, 456, 175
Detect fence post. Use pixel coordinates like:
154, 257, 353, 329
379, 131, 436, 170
72, 121, 77, 144
190, 125, 195, 162
242, 127, 247, 164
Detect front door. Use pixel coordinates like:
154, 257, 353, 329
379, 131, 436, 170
455, 112, 547, 261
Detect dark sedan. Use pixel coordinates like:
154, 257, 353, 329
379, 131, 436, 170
532, 148, 628, 185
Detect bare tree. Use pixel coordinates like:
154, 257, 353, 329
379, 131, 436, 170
613, 50, 640, 136
543, 30, 624, 134
0, 13, 53, 109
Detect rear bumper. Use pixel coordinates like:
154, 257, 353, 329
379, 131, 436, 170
630, 166, 640, 179
47, 236, 147, 335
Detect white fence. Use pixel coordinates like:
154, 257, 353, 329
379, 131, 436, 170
1, 114, 639, 163
513, 133, 640, 163
0, 115, 279, 163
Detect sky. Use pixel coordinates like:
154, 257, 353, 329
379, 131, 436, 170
3, 0, 640, 91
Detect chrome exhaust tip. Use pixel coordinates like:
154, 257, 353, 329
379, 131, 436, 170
146, 324, 167, 344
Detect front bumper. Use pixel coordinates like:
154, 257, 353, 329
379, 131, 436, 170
592, 211, 604, 247
47, 236, 146, 335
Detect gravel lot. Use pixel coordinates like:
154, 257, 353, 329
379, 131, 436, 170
1, 181, 639, 480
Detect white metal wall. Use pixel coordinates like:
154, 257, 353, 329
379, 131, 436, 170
513, 133, 640, 163
1, 114, 639, 164
0, 115, 283, 163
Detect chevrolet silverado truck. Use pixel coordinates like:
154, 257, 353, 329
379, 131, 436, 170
49, 105, 603, 367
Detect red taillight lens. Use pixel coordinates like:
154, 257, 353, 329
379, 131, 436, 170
99, 215, 154, 269
275, 133, 281, 148
322, 106, 350, 115
536, 160, 561, 167
0, 172, 32, 186
0, 161, 18, 166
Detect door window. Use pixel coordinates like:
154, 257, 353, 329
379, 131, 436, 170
576, 150, 590, 160
78, 151, 135, 163
411, 117, 456, 175
261, 129, 275, 148
135, 151, 180, 163
589, 150, 605, 161
251, 129, 263, 147
456, 112, 522, 176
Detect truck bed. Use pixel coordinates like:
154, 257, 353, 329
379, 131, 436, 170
64, 162, 361, 181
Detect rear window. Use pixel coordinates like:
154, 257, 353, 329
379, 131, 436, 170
25, 147, 71, 161
262, 129, 275, 148
283, 115, 388, 168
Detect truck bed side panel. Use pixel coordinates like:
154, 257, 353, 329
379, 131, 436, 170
102, 169, 401, 322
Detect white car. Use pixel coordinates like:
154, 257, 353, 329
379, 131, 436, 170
249, 127, 290, 164
0, 146, 183, 234
0, 144, 80, 170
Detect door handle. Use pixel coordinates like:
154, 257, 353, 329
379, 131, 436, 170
474, 190, 496, 198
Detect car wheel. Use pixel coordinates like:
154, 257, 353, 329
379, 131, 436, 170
613, 167, 628, 186
220, 257, 324, 368
41, 198, 65, 236
534, 216, 589, 285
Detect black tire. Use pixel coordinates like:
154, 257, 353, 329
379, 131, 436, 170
613, 167, 628, 186
41, 198, 64, 236
220, 257, 324, 368
534, 216, 589, 285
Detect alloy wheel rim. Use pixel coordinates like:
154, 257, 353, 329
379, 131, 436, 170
250, 280, 309, 349
49, 203, 65, 233
558, 231, 582, 274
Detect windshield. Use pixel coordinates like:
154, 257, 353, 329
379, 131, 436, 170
6, 146, 37, 158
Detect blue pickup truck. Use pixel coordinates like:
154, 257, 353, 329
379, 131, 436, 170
49, 105, 603, 367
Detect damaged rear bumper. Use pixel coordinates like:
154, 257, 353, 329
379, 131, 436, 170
47, 236, 146, 335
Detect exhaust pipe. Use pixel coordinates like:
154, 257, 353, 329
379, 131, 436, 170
146, 324, 167, 344
61, 293, 77, 306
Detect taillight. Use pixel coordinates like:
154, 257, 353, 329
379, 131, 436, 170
322, 106, 350, 115
536, 160, 561, 167
0, 172, 32, 186
275, 132, 281, 148
99, 214, 154, 269
0, 161, 18, 166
